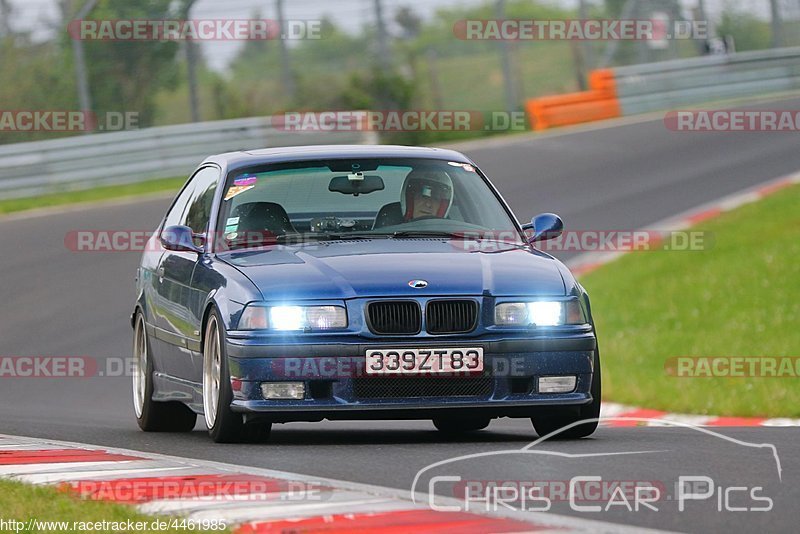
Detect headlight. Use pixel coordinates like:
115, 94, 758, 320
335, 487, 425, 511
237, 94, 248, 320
494, 300, 585, 327
239, 305, 347, 331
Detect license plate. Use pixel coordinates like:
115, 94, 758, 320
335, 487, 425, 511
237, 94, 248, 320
365, 348, 484, 375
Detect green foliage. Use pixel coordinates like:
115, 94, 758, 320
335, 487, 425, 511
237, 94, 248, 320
341, 67, 414, 110
0, 37, 77, 144
79, 0, 182, 127
716, 8, 772, 51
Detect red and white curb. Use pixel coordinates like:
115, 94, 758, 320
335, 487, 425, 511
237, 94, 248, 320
600, 403, 800, 428
0, 433, 659, 534
566, 171, 800, 277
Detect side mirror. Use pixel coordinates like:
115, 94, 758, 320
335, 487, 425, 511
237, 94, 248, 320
161, 225, 203, 253
523, 213, 563, 243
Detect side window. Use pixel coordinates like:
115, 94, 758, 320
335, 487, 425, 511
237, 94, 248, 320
184, 167, 220, 235
163, 181, 196, 230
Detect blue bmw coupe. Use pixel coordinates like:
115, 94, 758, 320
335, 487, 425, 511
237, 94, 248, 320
131, 145, 600, 442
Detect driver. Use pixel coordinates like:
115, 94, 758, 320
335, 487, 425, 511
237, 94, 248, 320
400, 169, 454, 221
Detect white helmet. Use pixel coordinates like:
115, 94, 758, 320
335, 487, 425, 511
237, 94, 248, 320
400, 169, 454, 220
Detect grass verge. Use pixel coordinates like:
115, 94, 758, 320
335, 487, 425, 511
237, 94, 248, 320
581, 183, 800, 417
0, 478, 230, 533
0, 177, 184, 216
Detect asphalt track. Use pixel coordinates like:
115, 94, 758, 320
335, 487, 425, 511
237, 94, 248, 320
2, 97, 800, 532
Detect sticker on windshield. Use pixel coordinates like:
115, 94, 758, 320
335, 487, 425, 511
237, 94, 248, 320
226, 217, 240, 226
224, 185, 254, 201
447, 162, 476, 172
234, 176, 257, 187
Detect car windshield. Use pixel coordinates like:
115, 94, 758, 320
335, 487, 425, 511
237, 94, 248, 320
216, 157, 523, 251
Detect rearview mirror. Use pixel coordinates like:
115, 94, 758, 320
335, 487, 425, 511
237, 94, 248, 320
329, 174, 384, 196
524, 213, 563, 243
161, 225, 203, 253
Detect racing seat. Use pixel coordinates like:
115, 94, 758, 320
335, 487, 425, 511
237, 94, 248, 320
231, 202, 296, 236
372, 202, 404, 229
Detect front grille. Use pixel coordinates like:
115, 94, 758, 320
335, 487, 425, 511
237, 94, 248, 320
426, 300, 478, 334
353, 376, 494, 399
367, 301, 421, 335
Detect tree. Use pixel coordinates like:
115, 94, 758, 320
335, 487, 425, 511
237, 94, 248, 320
716, 8, 772, 52
75, 0, 183, 127
395, 6, 422, 40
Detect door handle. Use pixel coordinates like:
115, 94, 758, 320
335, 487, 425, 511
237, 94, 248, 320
157, 267, 165, 278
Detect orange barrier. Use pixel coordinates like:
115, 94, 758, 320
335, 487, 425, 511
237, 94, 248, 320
525, 69, 621, 130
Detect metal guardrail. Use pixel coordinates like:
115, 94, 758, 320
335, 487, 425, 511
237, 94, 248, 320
613, 47, 800, 116
0, 115, 376, 199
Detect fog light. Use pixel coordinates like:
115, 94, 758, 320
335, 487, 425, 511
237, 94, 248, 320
261, 382, 305, 400
538, 376, 577, 393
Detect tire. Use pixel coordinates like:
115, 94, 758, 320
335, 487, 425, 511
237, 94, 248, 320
531, 349, 601, 439
132, 311, 197, 432
433, 417, 491, 434
203, 308, 272, 443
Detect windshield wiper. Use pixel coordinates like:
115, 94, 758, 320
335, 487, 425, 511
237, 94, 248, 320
324, 232, 391, 240
276, 232, 390, 243
390, 230, 465, 239
222, 232, 382, 251
275, 233, 340, 243
390, 230, 527, 246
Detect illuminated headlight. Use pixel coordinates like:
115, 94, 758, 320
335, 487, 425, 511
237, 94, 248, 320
494, 300, 585, 327
239, 305, 347, 331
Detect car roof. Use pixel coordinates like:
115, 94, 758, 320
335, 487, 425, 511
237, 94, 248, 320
202, 145, 474, 172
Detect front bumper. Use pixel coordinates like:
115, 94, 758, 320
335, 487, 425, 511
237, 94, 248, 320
226, 334, 597, 420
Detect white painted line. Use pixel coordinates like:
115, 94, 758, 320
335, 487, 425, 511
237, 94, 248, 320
0, 460, 151, 476
717, 191, 761, 211
137, 492, 303, 514
599, 403, 634, 418
651, 414, 716, 427
568, 171, 800, 277
761, 418, 800, 427
184, 498, 410, 523
641, 172, 800, 231
140, 490, 400, 516
17, 466, 202, 485
0, 443, 66, 450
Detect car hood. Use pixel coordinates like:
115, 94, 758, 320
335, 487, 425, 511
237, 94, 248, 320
221, 239, 566, 300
